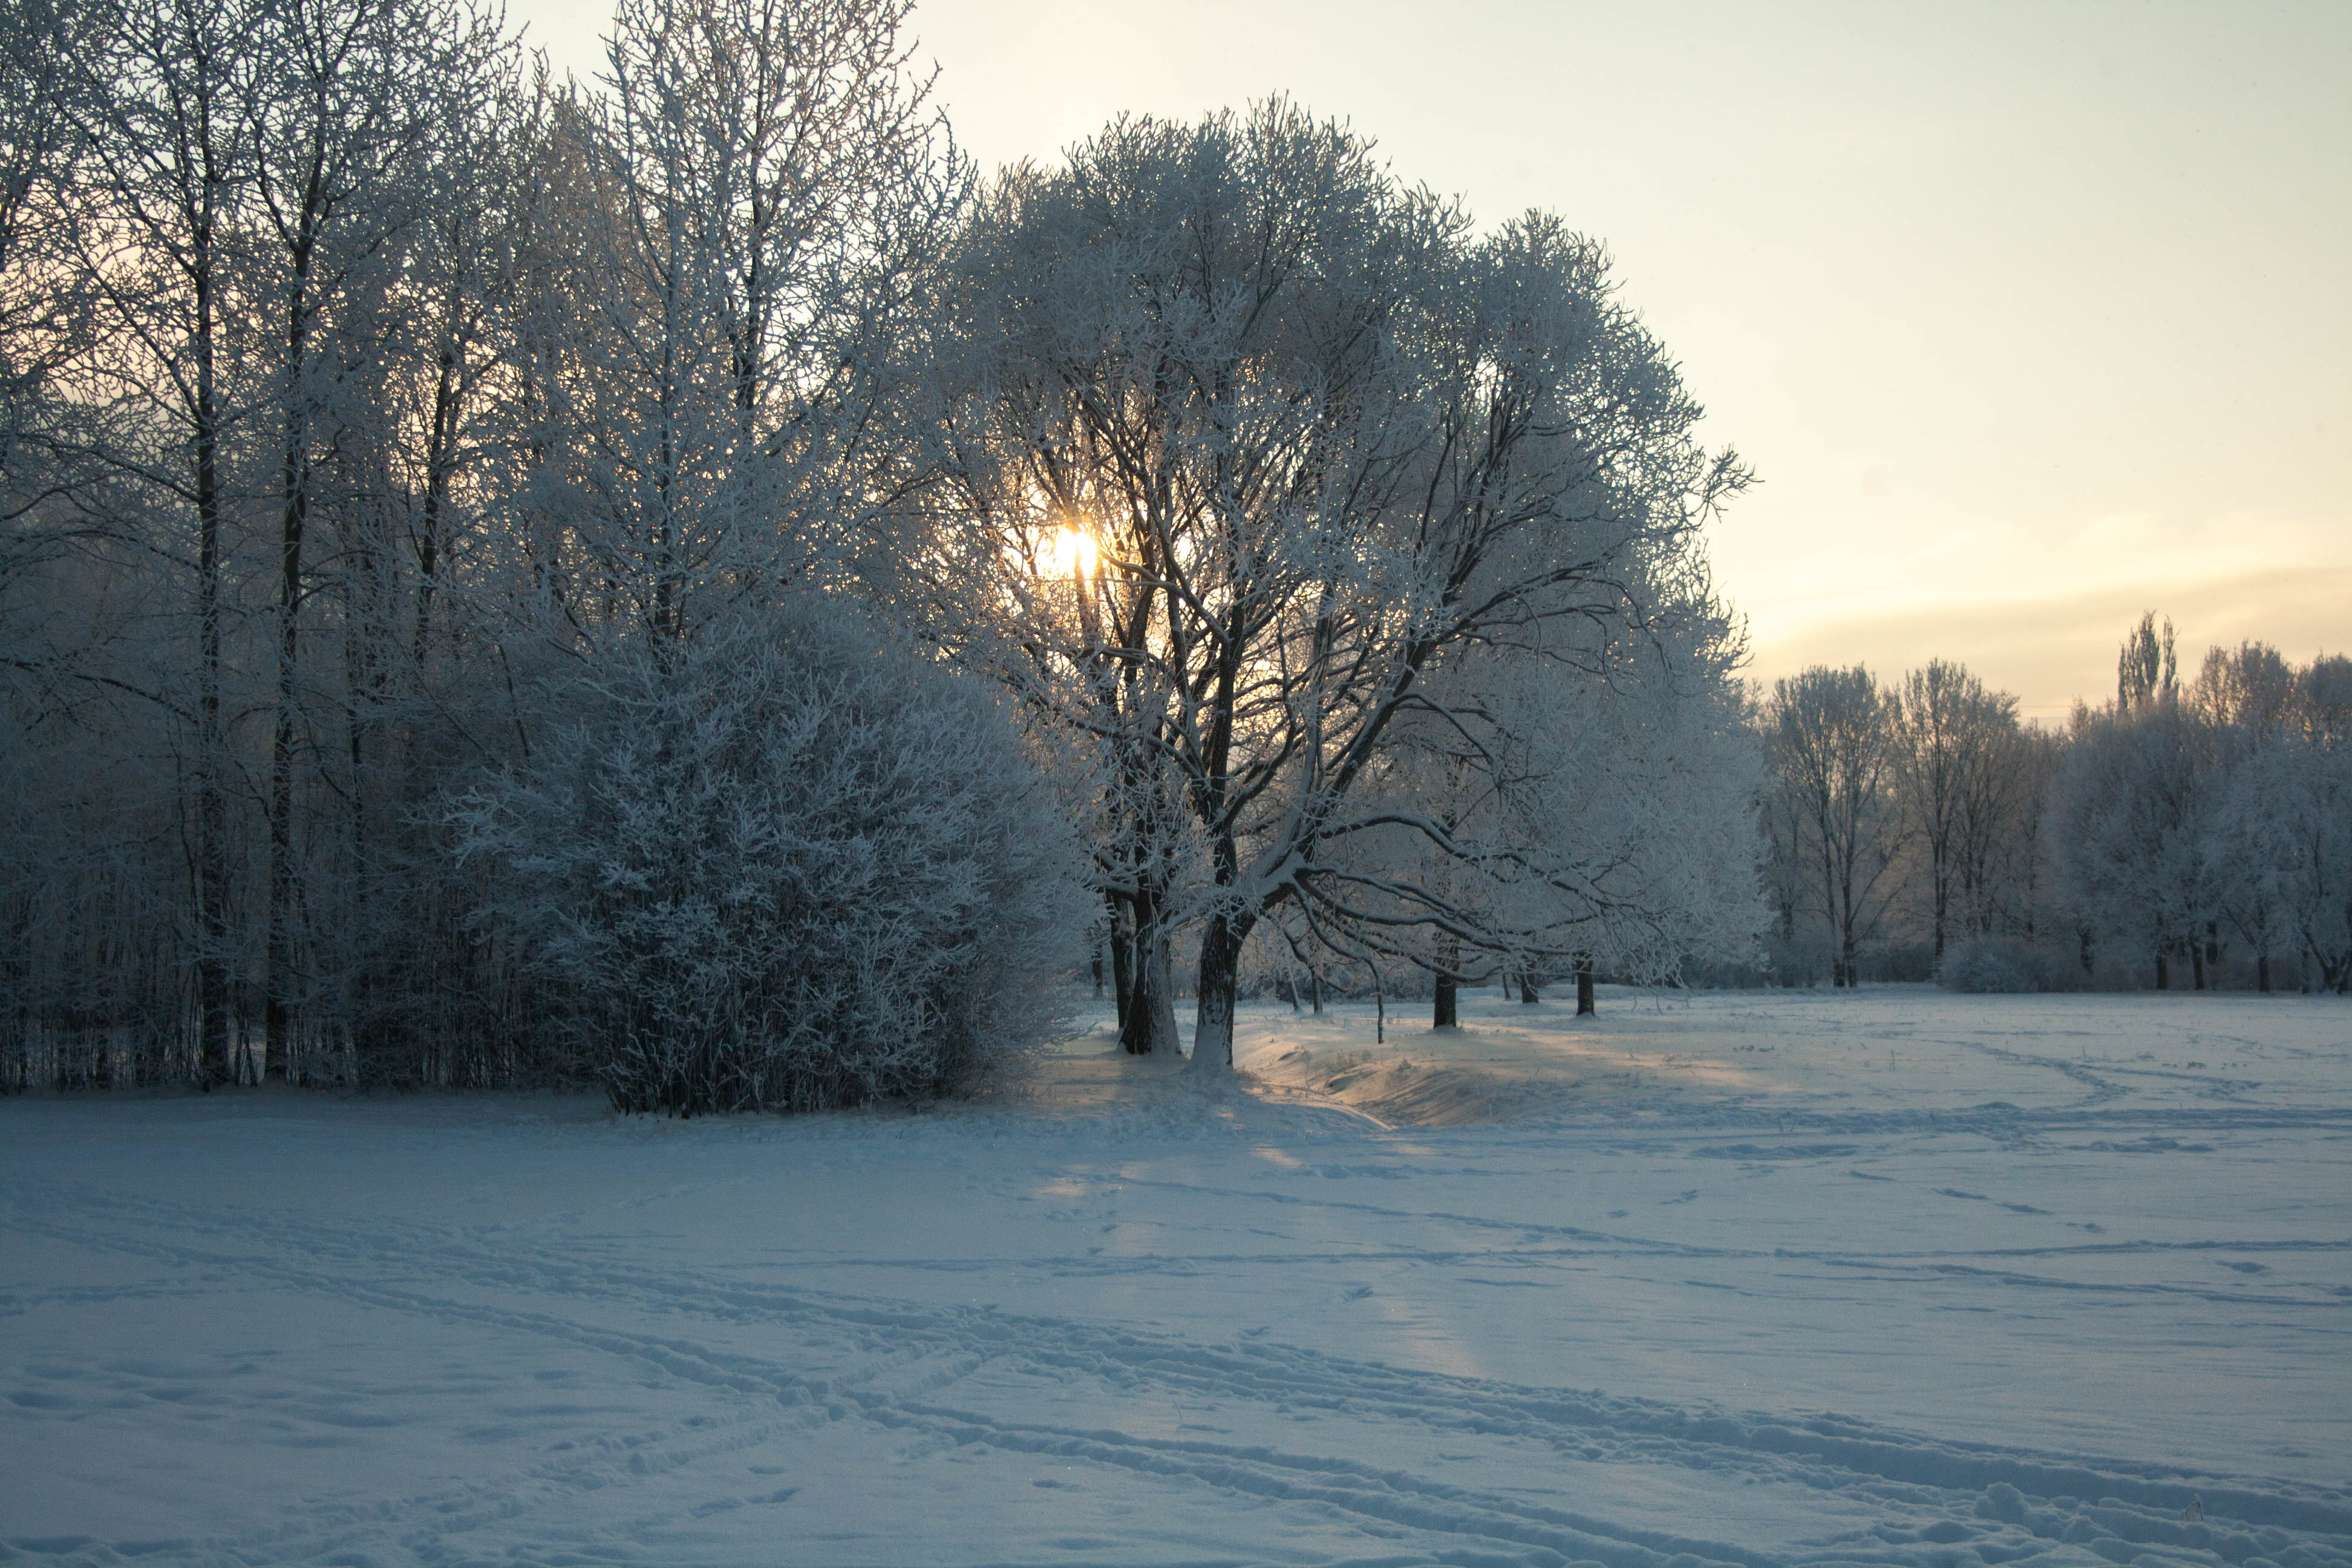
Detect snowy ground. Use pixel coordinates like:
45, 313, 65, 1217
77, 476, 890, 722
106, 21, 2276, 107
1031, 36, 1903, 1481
4, 987, 2349, 1568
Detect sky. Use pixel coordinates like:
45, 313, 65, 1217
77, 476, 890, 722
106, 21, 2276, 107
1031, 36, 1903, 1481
506, 0, 2348, 719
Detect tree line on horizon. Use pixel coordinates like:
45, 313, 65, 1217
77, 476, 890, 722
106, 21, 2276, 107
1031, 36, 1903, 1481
1760, 615, 2351, 998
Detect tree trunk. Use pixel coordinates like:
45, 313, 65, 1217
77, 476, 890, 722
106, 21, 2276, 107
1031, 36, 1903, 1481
266, 220, 318, 1082
1145, 941, 1178, 1051
2190, 940, 2207, 991
1931, 851, 1947, 961
265, 471, 304, 1080
2155, 950, 2169, 990
1190, 911, 1254, 1072
2258, 954, 2271, 994
1308, 965, 1323, 1014
193, 273, 231, 1089
1519, 973, 1540, 1004
1118, 889, 1177, 1056
1432, 926, 1460, 1027
1106, 893, 1133, 1034
1575, 953, 1596, 1016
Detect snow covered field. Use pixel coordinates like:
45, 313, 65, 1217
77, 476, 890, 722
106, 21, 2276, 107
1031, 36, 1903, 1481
4, 987, 2349, 1567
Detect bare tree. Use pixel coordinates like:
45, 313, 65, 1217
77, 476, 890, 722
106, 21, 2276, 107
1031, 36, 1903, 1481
1890, 659, 2019, 961
67, 0, 273, 1083
1766, 665, 1901, 987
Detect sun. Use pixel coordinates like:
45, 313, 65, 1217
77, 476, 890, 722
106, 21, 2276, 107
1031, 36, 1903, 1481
1045, 526, 1097, 580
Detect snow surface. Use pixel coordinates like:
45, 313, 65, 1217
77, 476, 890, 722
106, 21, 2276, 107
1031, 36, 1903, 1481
4, 986, 2349, 1567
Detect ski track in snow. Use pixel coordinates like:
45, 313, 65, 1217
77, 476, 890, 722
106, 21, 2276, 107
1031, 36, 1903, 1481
3, 988, 2349, 1567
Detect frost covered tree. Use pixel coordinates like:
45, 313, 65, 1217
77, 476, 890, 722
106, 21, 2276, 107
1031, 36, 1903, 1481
2191, 642, 2299, 987
2052, 616, 2218, 989
1765, 665, 1902, 987
2051, 622, 2352, 994
2117, 610, 2179, 714
1967, 722, 2060, 943
244, 0, 512, 1073
54, 0, 277, 1082
2, 0, 991, 1095
533, 0, 961, 643
449, 603, 1083, 1114
2201, 652, 2352, 993
1889, 661, 2019, 961
0, 0, 97, 521
1356, 624, 1765, 1019
900, 103, 1747, 1064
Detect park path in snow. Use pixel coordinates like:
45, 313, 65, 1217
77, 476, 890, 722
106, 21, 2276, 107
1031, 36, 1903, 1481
3, 986, 2348, 1566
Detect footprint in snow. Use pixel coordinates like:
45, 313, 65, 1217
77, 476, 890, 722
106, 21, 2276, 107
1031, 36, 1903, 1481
1661, 1189, 1699, 1206
1933, 1187, 2050, 1214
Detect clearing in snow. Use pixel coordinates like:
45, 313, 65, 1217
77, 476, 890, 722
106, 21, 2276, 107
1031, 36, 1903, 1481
3, 986, 2348, 1566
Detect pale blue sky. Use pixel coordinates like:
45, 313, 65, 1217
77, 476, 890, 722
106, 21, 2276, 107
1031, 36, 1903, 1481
509, 0, 2350, 716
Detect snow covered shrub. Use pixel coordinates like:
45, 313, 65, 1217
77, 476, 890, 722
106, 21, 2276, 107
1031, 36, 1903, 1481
1937, 938, 2082, 994
1939, 939, 2036, 993
451, 604, 1085, 1115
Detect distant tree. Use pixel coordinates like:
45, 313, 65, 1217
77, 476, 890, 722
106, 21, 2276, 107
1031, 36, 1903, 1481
2188, 642, 2296, 987
1968, 723, 2060, 942
1765, 665, 1902, 986
2054, 616, 2218, 989
2202, 649, 2351, 993
2118, 610, 2178, 713
1889, 659, 2019, 961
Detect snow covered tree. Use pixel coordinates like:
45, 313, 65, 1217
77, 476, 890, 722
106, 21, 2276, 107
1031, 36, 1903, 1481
1359, 622, 1766, 1013
2, 0, 985, 1093
900, 102, 1747, 1063
244, 0, 514, 1074
1764, 665, 1902, 987
2200, 650, 2351, 993
1967, 722, 2060, 943
56, 0, 278, 1082
531, 0, 961, 645
1889, 660, 2019, 961
2052, 617, 2220, 989
0, 0, 96, 517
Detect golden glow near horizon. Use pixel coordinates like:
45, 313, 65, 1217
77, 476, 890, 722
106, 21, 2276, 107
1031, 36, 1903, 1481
502, 0, 2351, 719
